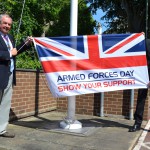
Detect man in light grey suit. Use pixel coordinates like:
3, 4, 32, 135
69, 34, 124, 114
0, 14, 32, 138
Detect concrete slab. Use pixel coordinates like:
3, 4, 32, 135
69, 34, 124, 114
0, 111, 146, 150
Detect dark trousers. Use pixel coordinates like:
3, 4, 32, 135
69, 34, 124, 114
134, 88, 148, 125
134, 66, 150, 125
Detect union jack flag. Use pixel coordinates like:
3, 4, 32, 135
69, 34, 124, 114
33, 33, 149, 97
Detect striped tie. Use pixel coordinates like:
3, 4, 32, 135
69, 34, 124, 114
3, 35, 14, 72
4, 35, 11, 50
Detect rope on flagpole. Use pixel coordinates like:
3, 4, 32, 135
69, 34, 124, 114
17, 40, 29, 52
15, 0, 26, 47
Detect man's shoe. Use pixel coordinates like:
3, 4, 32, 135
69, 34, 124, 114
0, 132, 15, 138
128, 124, 141, 132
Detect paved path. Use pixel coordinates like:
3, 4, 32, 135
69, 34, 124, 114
0, 111, 147, 150
133, 120, 150, 150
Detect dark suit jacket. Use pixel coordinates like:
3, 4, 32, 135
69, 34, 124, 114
0, 34, 30, 90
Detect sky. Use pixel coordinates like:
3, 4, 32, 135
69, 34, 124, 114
92, 9, 107, 33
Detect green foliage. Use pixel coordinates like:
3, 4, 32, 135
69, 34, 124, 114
16, 47, 41, 69
88, 0, 150, 38
48, 0, 96, 36
0, 0, 96, 69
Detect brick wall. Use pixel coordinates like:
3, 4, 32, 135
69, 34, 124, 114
10, 69, 57, 120
10, 70, 150, 121
57, 90, 150, 120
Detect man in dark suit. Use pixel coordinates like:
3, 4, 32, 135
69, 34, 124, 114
0, 14, 32, 138
129, 39, 150, 132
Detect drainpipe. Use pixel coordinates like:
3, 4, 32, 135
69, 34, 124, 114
100, 92, 104, 117
97, 22, 104, 117
129, 89, 134, 120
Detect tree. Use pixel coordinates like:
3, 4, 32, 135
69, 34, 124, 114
46, 0, 96, 36
0, 0, 96, 69
88, 0, 150, 38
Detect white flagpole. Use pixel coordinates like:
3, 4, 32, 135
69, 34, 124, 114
60, 0, 82, 129
70, 0, 78, 36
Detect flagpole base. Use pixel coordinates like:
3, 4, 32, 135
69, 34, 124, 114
60, 120, 82, 129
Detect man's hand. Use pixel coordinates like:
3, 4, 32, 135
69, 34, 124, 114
147, 82, 150, 88
10, 48, 17, 56
25, 36, 33, 46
